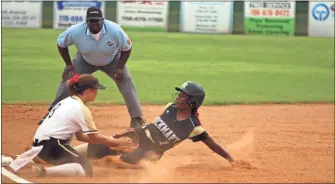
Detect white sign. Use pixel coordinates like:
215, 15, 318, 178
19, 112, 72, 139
308, 1, 334, 37
180, 2, 233, 33
53, 1, 105, 29
117, 1, 168, 28
1, 1, 42, 28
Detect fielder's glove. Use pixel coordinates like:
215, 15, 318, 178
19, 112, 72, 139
110, 129, 139, 153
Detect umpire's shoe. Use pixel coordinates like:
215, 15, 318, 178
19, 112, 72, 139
130, 117, 145, 128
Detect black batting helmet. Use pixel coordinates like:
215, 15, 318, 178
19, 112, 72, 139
175, 81, 205, 109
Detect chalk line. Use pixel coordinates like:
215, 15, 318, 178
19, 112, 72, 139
1, 167, 32, 183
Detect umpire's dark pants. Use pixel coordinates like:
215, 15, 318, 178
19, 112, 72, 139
49, 52, 143, 118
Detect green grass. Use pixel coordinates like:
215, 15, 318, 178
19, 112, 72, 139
2, 28, 334, 105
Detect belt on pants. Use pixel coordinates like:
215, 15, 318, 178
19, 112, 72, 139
33, 137, 68, 147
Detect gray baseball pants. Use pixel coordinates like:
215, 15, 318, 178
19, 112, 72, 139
49, 52, 143, 118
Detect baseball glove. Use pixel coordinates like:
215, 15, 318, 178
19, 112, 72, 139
110, 128, 139, 153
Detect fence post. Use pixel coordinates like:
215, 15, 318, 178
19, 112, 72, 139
167, 1, 181, 32
42, 1, 53, 28
295, 1, 309, 36
105, 1, 117, 22
232, 1, 244, 34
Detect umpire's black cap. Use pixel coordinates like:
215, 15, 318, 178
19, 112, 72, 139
86, 6, 103, 21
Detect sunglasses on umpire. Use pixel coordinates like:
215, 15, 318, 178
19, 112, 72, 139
87, 19, 102, 23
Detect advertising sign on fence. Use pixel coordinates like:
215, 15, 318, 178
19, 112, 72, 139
117, 1, 168, 28
308, 2, 334, 37
53, 1, 105, 29
244, 1, 296, 36
2, 1, 42, 28
180, 2, 233, 33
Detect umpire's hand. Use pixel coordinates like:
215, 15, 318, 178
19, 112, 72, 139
62, 64, 75, 79
115, 68, 124, 82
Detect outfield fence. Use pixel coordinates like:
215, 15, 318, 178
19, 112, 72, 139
2, 1, 334, 37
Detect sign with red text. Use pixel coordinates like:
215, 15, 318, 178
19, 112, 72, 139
244, 1, 296, 36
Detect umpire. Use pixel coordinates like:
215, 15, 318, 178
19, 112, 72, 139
39, 6, 144, 128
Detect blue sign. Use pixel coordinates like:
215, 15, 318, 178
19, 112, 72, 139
312, 3, 330, 21
57, 1, 102, 10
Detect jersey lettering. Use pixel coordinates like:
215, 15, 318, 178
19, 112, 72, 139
48, 103, 62, 118
146, 103, 207, 152
153, 117, 180, 143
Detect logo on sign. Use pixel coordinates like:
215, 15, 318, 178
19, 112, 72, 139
57, 1, 102, 10
312, 3, 330, 21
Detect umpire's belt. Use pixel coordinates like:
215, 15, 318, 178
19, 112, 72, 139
33, 137, 68, 147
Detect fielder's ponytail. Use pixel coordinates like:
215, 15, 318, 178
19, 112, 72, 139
66, 74, 105, 96
67, 74, 83, 95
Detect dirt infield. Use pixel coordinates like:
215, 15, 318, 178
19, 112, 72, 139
1, 103, 334, 183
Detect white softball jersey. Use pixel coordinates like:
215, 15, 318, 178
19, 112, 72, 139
34, 95, 98, 142
9, 96, 98, 172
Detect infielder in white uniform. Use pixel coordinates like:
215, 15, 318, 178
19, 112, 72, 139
9, 74, 135, 177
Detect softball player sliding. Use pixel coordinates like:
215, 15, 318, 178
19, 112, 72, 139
9, 74, 135, 177
74, 81, 251, 168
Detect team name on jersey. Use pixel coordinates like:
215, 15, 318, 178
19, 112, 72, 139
153, 117, 180, 143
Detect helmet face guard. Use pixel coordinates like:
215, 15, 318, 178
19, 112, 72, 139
174, 81, 205, 109
172, 91, 189, 108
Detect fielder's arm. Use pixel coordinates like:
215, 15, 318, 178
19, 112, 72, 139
75, 132, 133, 147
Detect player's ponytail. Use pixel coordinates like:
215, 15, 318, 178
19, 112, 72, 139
67, 74, 84, 95
192, 108, 202, 125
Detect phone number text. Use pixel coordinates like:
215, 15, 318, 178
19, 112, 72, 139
59, 15, 84, 22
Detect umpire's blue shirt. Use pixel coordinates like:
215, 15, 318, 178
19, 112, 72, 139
57, 20, 132, 66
